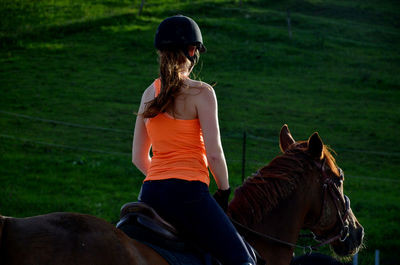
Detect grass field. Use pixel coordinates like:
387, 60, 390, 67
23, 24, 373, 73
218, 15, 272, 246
1, 0, 399, 264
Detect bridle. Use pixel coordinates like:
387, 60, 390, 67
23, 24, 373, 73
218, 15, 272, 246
309, 159, 350, 245
230, 158, 351, 254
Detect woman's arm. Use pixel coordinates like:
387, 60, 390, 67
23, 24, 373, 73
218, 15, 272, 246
196, 83, 230, 190
132, 84, 154, 176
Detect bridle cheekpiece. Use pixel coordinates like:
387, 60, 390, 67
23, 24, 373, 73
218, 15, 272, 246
309, 158, 351, 247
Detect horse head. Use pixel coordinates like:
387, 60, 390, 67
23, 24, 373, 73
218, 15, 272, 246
279, 124, 364, 257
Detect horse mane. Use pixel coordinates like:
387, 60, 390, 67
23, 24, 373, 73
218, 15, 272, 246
228, 141, 338, 226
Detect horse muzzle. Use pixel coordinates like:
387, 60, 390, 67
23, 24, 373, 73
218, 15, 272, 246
332, 224, 364, 256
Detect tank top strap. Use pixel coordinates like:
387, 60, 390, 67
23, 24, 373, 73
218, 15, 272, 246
154, 78, 161, 97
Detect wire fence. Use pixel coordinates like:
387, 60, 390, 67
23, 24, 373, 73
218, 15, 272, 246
1, 110, 399, 184
2, 110, 399, 157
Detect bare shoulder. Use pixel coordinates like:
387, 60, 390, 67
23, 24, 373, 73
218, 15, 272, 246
184, 80, 217, 113
185, 79, 215, 98
138, 82, 156, 114
142, 82, 156, 102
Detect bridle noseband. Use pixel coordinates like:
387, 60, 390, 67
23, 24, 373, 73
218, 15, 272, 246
231, 158, 351, 254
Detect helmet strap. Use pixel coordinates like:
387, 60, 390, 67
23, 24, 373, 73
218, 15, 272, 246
183, 47, 199, 67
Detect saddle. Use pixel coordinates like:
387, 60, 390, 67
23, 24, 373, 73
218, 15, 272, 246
116, 202, 265, 265
116, 202, 187, 251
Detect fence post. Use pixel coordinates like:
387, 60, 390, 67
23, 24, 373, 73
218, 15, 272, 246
241, 131, 247, 182
352, 253, 358, 265
287, 8, 292, 39
138, 0, 145, 16
375, 249, 380, 265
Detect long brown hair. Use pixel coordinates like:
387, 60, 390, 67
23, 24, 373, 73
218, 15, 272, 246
142, 49, 199, 118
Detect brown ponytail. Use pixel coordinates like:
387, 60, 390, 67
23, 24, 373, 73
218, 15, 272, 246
142, 49, 199, 118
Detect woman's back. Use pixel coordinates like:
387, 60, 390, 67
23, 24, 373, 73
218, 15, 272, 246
143, 78, 210, 184
142, 78, 211, 121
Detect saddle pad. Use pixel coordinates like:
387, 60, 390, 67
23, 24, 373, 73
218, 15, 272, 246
143, 241, 214, 265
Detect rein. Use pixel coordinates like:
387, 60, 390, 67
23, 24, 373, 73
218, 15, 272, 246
231, 218, 316, 255
231, 159, 351, 255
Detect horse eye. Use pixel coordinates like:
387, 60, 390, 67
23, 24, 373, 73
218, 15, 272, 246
336, 178, 343, 186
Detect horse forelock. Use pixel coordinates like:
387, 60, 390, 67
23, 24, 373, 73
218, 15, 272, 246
228, 142, 338, 226
293, 141, 339, 176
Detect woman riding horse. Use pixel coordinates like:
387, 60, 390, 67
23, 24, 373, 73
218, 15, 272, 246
132, 15, 255, 265
0, 125, 364, 265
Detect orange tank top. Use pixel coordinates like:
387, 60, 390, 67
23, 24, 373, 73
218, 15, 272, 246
144, 79, 209, 185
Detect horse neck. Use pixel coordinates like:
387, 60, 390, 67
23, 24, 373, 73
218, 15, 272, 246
228, 175, 314, 265
252, 193, 308, 264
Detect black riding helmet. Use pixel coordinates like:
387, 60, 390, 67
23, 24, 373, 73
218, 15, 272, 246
154, 15, 207, 55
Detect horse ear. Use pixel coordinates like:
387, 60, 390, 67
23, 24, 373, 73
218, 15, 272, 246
308, 132, 323, 159
280, 124, 296, 153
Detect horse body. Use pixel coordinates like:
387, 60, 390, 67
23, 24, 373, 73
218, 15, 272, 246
0, 212, 168, 265
0, 125, 364, 265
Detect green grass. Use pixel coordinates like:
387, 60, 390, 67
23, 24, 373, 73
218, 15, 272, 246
1, 0, 399, 264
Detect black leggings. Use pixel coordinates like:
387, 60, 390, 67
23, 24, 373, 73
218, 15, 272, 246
138, 179, 254, 265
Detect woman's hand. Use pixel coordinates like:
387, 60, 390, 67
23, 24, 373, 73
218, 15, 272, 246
213, 187, 231, 212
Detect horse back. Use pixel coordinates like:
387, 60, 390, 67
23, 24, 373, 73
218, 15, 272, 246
0, 212, 168, 265
0, 215, 5, 247
0, 215, 9, 264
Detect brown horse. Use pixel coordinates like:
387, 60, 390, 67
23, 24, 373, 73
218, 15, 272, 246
0, 212, 169, 265
0, 125, 363, 265
228, 125, 364, 265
